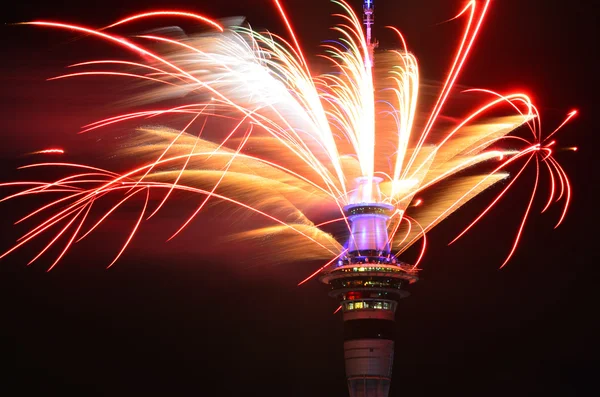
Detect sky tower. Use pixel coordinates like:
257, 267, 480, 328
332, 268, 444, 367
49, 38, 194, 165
319, 2, 418, 397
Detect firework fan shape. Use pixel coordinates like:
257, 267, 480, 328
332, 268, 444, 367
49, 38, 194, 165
1, 0, 576, 282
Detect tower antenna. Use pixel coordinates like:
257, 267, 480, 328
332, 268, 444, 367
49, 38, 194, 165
363, 0, 378, 68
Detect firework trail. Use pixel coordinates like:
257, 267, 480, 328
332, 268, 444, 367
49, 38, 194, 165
1, 0, 576, 279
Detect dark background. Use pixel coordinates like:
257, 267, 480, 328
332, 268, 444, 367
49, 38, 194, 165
1, 1, 598, 396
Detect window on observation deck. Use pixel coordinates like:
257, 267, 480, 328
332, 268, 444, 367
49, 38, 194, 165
343, 300, 395, 312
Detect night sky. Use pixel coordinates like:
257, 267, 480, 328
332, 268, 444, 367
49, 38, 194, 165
1, 1, 598, 396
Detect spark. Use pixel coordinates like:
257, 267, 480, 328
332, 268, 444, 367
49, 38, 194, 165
101, 11, 224, 32
28, 148, 65, 155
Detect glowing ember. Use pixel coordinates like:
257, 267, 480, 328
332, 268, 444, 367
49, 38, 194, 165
28, 148, 65, 155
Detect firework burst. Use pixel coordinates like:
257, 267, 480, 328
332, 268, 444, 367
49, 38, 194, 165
1, 0, 576, 280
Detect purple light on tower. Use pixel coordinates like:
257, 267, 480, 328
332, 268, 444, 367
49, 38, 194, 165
344, 177, 392, 255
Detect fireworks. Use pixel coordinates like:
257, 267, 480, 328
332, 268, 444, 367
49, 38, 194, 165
1, 1, 576, 279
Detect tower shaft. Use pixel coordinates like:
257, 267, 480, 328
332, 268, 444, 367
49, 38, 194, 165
363, 0, 377, 68
322, 249, 416, 396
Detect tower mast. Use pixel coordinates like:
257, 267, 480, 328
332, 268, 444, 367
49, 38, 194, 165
363, 0, 378, 68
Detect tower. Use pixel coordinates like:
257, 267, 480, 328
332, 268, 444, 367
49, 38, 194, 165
320, 177, 418, 397
320, 3, 418, 396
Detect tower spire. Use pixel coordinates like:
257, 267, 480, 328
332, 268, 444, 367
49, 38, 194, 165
320, 178, 418, 397
363, 0, 378, 68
